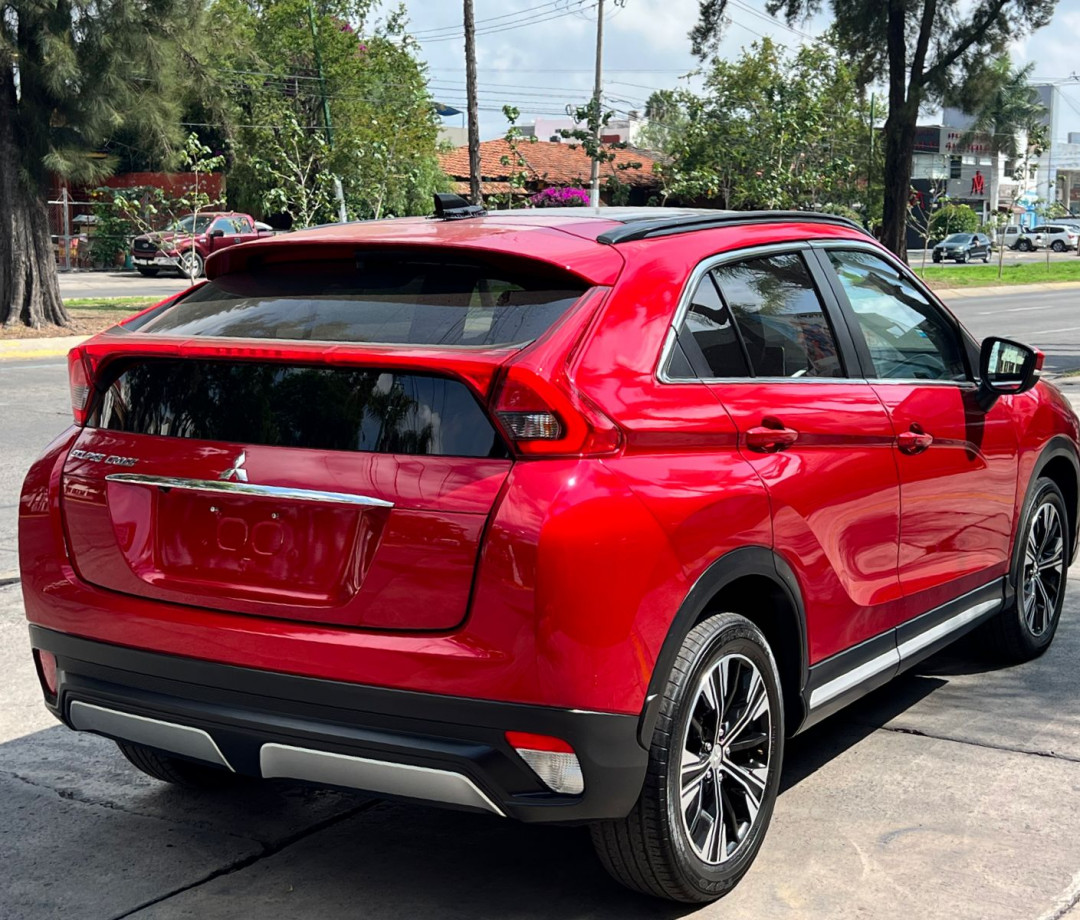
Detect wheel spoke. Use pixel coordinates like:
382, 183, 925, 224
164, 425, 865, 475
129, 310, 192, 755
1033, 576, 1053, 634
722, 760, 766, 823
726, 670, 767, 744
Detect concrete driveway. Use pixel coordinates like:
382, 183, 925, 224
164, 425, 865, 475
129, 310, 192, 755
3, 575, 1080, 920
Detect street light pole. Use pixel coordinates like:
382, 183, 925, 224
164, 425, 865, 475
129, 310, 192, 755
589, 0, 605, 208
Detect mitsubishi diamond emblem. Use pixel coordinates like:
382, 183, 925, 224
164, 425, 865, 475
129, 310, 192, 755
219, 452, 249, 483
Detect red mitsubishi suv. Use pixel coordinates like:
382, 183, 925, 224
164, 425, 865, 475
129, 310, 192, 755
20, 201, 1079, 903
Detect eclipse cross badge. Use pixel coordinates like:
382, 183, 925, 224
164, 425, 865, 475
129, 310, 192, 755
219, 452, 249, 483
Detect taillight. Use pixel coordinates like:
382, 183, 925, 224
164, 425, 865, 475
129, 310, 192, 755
505, 731, 584, 795
489, 287, 621, 458
491, 366, 621, 457
67, 346, 93, 426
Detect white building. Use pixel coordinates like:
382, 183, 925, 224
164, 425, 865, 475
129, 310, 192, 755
521, 113, 649, 147
1032, 83, 1080, 216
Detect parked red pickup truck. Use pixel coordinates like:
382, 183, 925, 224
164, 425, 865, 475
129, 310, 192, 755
130, 212, 275, 278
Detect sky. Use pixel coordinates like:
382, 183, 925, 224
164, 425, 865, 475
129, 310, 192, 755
392, 0, 1080, 141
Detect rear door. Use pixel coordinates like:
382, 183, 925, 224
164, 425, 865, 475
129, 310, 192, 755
672, 245, 904, 665
62, 253, 588, 631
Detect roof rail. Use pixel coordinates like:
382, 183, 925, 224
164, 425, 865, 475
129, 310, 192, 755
596, 210, 870, 245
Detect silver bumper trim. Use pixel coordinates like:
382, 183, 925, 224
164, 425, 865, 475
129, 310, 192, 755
69, 701, 234, 771
259, 743, 505, 816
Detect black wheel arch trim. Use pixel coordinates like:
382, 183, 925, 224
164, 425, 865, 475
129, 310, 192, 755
637, 545, 808, 748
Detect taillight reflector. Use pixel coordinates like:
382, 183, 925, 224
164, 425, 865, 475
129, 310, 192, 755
67, 346, 93, 426
505, 732, 584, 795
34, 650, 59, 700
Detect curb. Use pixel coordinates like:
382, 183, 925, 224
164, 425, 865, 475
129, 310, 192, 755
0, 335, 87, 360
931, 281, 1080, 300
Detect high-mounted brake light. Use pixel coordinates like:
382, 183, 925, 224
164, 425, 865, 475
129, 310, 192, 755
505, 731, 584, 795
67, 346, 93, 426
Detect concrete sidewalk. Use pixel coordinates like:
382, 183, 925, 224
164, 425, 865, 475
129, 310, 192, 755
4, 575, 1080, 919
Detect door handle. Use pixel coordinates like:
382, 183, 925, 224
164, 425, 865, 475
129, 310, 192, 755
897, 426, 933, 455
746, 425, 799, 453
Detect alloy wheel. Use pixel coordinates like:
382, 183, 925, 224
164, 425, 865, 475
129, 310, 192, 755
1022, 502, 1065, 637
679, 653, 770, 866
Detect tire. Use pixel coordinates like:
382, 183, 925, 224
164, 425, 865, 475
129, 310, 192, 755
933, 254, 942, 264
1052, 240, 1066, 253
1018, 239, 1033, 252
986, 477, 1069, 662
176, 251, 204, 280
117, 741, 240, 789
959, 252, 969, 263
590, 613, 784, 903
983, 253, 991, 263
135, 266, 160, 277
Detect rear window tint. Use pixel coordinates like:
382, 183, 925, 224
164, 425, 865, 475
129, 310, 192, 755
91, 360, 508, 458
127, 256, 587, 347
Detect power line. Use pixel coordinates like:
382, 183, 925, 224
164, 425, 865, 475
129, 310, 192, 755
419, 2, 598, 43
410, 0, 577, 38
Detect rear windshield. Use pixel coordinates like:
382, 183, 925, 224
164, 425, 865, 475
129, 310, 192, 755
126, 256, 587, 347
90, 360, 508, 458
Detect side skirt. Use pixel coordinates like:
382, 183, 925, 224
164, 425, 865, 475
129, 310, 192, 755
797, 579, 1004, 733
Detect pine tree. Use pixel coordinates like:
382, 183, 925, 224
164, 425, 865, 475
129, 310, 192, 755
1, 0, 195, 327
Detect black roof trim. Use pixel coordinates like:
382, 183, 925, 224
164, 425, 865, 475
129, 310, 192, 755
596, 210, 870, 245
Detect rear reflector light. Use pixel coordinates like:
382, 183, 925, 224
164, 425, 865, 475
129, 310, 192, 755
495, 411, 563, 441
505, 731, 584, 795
34, 650, 59, 700
67, 346, 93, 426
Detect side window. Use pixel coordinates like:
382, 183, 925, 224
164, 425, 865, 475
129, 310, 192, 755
668, 273, 750, 379
209, 218, 235, 235
826, 250, 968, 382
235, 216, 254, 233
712, 252, 844, 378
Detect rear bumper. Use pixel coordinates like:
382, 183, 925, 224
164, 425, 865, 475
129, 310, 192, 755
30, 626, 648, 824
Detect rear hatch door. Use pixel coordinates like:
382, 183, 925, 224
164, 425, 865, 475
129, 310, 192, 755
61, 250, 590, 630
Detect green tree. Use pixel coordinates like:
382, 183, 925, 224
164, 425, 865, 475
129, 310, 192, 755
1, 0, 196, 327
929, 202, 979, 238
206, 0, 442, 227
959, 56, 1047, 223
691, 0, 1059, 259
656, 38, 869, 213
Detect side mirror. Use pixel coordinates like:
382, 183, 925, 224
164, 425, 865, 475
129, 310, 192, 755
209, 229, 226, 239
979, 337, 1042, 406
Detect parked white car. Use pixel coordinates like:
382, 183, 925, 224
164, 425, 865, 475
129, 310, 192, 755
1032, 224, 1079, 252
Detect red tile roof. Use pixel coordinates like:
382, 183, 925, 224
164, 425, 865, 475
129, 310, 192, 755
438, 139, 660, 193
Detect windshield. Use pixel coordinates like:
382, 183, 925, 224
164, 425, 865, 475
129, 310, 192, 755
168, 215, 214, 234
944, 234, 972, 243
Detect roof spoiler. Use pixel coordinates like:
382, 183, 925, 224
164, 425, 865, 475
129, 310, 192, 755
432, 193, 487, 221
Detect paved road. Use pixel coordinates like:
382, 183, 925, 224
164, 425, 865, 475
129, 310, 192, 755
59, 271, 191, 301
4, 282, 1080, 918
2, 285, 1080, 572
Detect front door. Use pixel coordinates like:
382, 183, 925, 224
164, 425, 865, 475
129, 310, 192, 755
671, 247, 903, 665
820, 246, 1020, 621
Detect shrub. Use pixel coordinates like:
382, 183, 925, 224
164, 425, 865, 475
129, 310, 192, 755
929, 203, 979, 239
530, 187, 590, 208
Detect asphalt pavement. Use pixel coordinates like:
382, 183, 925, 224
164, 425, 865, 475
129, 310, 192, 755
3, 283, 1080, 918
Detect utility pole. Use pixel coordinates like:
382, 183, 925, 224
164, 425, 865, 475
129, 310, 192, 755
589, 0, 606, 208
308, 1, 348, 223
867, 93, 875, 228
464, 0, 482, 206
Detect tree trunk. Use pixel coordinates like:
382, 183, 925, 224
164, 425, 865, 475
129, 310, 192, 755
880, 103, 919, 260
0, 67, 70, 329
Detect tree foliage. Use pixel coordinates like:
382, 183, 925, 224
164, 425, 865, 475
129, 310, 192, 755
929, 202, 979, 238
202, 0, 444, 227
1, 0, 199, 326
691, 0, 1059, 259
655, 38, 871, 213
